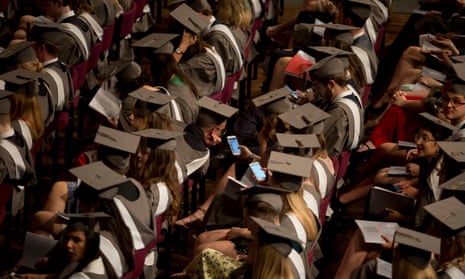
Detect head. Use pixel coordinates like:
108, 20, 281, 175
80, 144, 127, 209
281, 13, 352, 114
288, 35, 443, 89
216, 0, 252, 29
131, 110, 175, 131
62, 220, 100, 263
97, 145, 131, 175
414, 128, 440, 160
335, 1, 370, 28
392, 247, 437, 279
197, 108, 228, 146
442, 84, 465, 125
251, 244, 294, 279
438, 234, 465, 271
39, 0, 68, 20
312, 72, 349, 101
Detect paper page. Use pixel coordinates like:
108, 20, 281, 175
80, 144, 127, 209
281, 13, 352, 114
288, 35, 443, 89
419, 34, 441, 51
89, 86, 122, 119
376, 258, 392, 278
355, 220, 399, 244
21, 232, 58, 269
398, 140, 417, 149
412, 9, 427, 15
313, 18, 326, 37
387, 166, 410, 176
421, 66, 447, 82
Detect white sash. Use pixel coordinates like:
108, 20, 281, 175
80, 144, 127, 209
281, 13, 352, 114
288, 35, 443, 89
186, 150, 210, 176
351, 45, 374, 84
372, 0, 389, 22
44, 67, 66, 111
0, 139, 26, 180
113, 197, 145, 250
445, 266, 465, 279
61, 22, 90, 60
336, 91, 363, 150
313, 160, 328, 198
17, 120, 33, 151
205, 47, 226, 91
80, 12, 103, 41
303, 190, 319, 218
99, 235, 123, 277
289, 249, 306, 279
153, 182, 170, 216
285, 213, 307, 249
365, 17, 377, 45
210, 24, 243, 67
158, 86, 183, 122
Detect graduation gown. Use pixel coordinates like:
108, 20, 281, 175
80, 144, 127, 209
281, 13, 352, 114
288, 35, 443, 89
42, 59, 74, 113
311, 158, 336, 199
323, 88, 364, 157
204, 23, 245, 75
439, 265, 465, 279
175, 124, 210, 176
99, 231, 128, 278
59, 12, 93, 65
180, 47, 226, 97
59, 258, 108, 279
167, 77, 199, 125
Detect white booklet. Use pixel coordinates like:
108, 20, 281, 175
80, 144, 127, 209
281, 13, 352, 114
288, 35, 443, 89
387, 166, 410, 176
89, 86, 122, 119
376, 258, 392, 278
355, 220, 399, 244
21, 232, 58, 269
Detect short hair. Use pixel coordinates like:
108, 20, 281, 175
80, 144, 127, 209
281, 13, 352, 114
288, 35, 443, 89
196, 108, 227, 129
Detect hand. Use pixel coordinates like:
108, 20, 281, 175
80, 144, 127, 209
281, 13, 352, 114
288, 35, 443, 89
292, 89, 313, 105
393, 180, 419, 197
406, 163, 420, 176
107, 117, 119, 128
180, 30, 197, 49
406, 148, 419, 161
380, 234, 397, 250
238, 145, 252, 160
391, 91, 407, 107
430, 36, 460, 56
384, 208, 406, 222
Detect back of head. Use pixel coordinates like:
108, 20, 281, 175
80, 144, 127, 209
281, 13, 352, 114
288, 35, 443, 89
196, 108, 227, 129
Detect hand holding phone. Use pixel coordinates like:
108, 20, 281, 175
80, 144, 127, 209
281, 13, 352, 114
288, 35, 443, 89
249, 161, 267, 182
227, 135, 241, 156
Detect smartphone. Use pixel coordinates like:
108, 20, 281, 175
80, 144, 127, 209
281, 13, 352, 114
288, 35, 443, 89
249, 161, 267, 182
286, 85, 300, 100
227, 135, 241, 155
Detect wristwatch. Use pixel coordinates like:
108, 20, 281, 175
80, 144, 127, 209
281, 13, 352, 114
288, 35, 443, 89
175, 47, 184, 54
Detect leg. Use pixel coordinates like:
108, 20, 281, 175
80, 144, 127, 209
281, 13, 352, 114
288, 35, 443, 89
194, 229, 231, 252
269, 56, 292, 91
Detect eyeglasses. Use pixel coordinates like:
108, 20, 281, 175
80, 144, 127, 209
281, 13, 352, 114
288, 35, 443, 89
443, 96, 465, 107
211, 127, 227, 137
414, 134, 436, 143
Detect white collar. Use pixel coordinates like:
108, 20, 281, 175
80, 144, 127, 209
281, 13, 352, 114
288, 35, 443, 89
332, 89, 352, 103
57, 10, 75, 23
0, 128, 15, 139
43, 57, 59, 67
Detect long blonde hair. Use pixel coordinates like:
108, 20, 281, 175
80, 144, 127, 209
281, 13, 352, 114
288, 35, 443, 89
252, 245, 295, 279
392, 249, 437, 279
437, 235, 465, 272
216, 0, 252, 29
283, 191, 318, 241
9, 94, 44, 139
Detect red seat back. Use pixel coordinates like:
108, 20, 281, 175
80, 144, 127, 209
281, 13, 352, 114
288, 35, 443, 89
210, 70, 242, 103
87, 42, 103, 72
71, 60, 89, 91
0, 183, 13, 226
121, 238, 157, 279
119, 2, 137, 39
101, 21, 115, 52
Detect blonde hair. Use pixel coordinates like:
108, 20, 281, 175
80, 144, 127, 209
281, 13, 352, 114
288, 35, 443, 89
438, 235, 465, 272
216, 0, 252, 29
392, 250, 437, 279
283, 191, 318, 241
252, 245, 296, 279
17, 60, 43, 73
9, 94, 44, 139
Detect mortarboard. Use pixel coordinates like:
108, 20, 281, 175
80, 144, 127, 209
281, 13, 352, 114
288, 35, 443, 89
276, 133, 320, 149
30, 20, 64, 47
106, 59, 136, 80
437, 171, 465, 192
197, 96, 238, 118
95, 125, 141, 154
306, 46, 353, 57
0, 41, 37, 64
170, 3, 210, 34
267, 151, 313, 192
447, 62, 465, 96
437, 141, 465, 162
278, 102, 330, 131
116, 61, 141, 83
308, 55, 348, 81
70, 161, 140, 201
250, 216, 303, 255
424, 196, 465, 231
133, 128, 181, 150
323, 23, 357, 45
133, 33, 179, 55
342, 0, 372, 28
240, 185, 290, 213
129, 87, 176, 113
419, 112, 455, 131
393, 227, 440, 269
0, 68, 42, 97
0, 89, 14, 114
185, 0, 211, 12
57, 211, 110, 234
451, 56, 465, 63
252, 87, 293, 114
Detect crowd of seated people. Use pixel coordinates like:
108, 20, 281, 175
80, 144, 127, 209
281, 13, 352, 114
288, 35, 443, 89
1, 0, 465, 278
